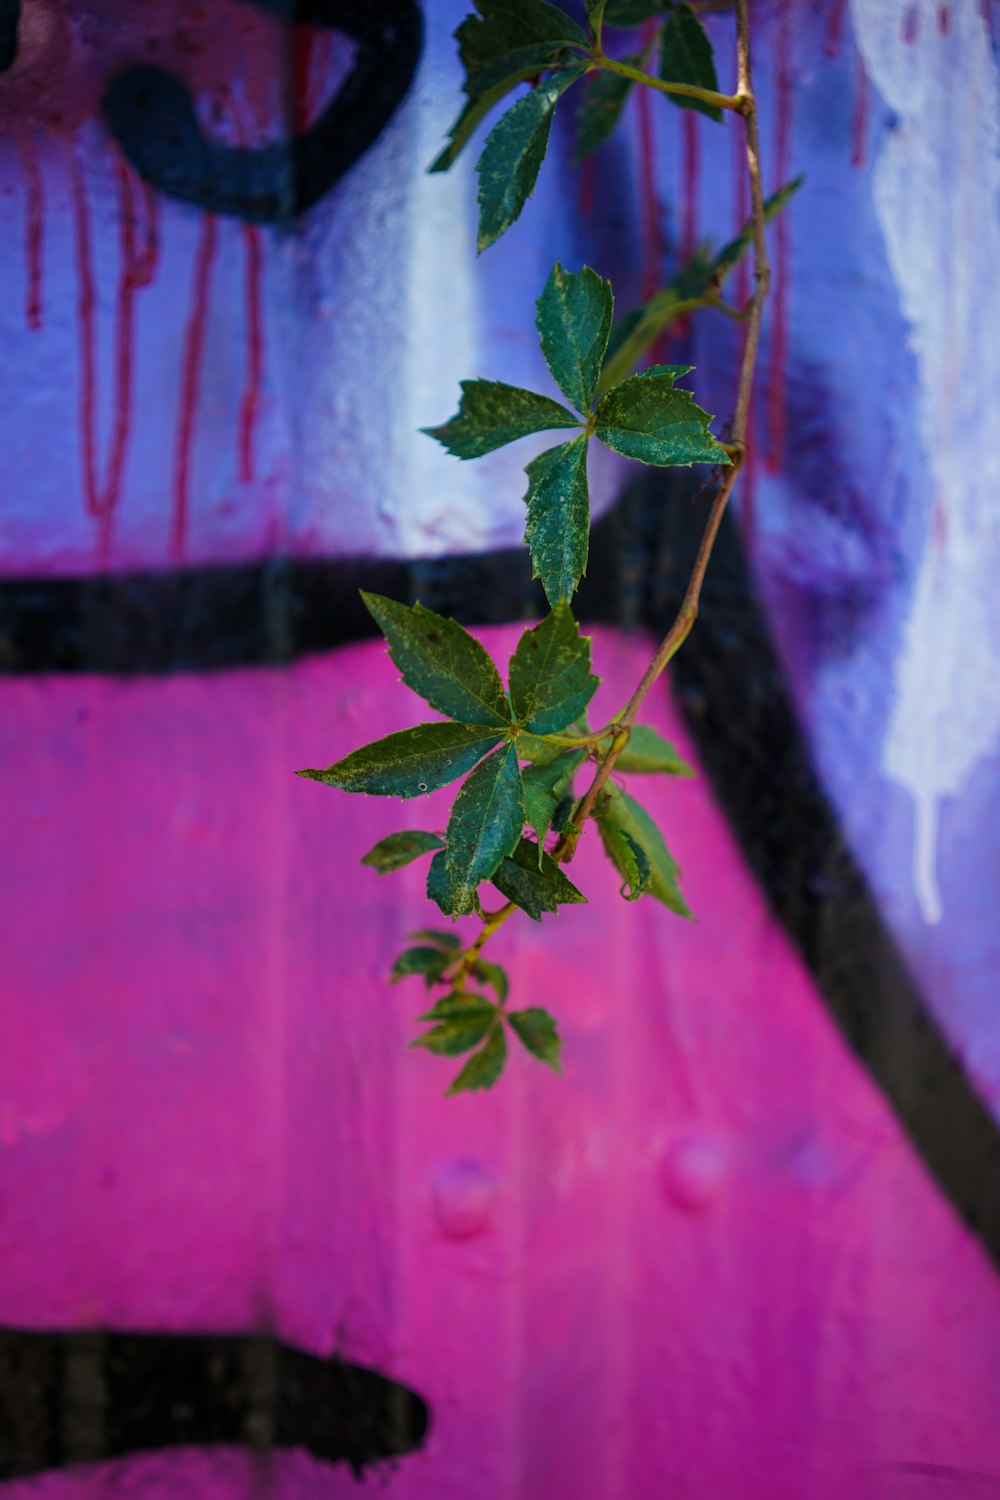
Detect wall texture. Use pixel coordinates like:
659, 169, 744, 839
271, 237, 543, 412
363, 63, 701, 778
2, 1, 1000, 1496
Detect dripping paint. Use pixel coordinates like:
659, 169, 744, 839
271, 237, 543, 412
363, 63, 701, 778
239, 222, 264, 486
172, 213, 218, 562
19, 134, 44, 331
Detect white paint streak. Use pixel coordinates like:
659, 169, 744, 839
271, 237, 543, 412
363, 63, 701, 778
853, 0, 1000, 922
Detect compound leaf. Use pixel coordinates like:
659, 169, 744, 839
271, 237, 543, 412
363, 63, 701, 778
445, 743, 525, 914
424, 380, 580, 459
476, 66, 586, 251
594, 365, 729, 466
457, 0, 588, 97
510, 602, 599, 733
659, 3, 722, 122
596, 785, 691, 916
535, 262, 613, 413
363, 593, 511, 728
361, 830, 447, 873
521, 748, 585, 850
491, 836, 587, 921
391, 946, 454, 986
446, 1022, 508, 1094
298, 722, 502, 800
615, 724, 696, 776
508, 1007, 562, 1071
523, 437, 591, 605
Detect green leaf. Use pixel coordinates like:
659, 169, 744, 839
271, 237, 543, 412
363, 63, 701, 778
471, 960, 509, 1003
711, 176, 804, 279
419, 993, 497, 1022
535, 263, 613, 413
615, 724, 696, 776
509, 601, 599, 733
409, 928, 462, 950
516, 731, 574, 764
298, 722, 502, 800
362, 593, 511, 728
523, 437, 591, 605
615, 828, 652, 900
521, 749, 586, 850
603, 0, 669, 24
391, 946, 454, 986
594, 365, 729, 466
413, 1015, 497, 1056
551, 793, 576, 832
596, 785, 691, 916
476, 67, 586, 251
445, 743, 525, 914
456, 0, 588, 98
574, 51, 642, 161
446, 1023, 508, 1094
423, 379, 580, 459
507, 1007, 562, 1071
433, 54, 575, 173
361, 830, 446, 874
659, 3, 722, 122
427, 849, 457, 916
491, 836, 587, 921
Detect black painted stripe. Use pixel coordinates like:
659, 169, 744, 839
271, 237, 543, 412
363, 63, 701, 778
0, 1328, 428, 1480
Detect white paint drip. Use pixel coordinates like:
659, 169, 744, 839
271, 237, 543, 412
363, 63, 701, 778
851, 0, 1000, 923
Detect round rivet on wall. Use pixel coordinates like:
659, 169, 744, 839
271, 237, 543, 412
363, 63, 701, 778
431, 1159, 498, 1240
660, 1131, 728, 1212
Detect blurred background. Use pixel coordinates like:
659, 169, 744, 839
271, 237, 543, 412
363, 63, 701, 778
2, 0, 1000, 1495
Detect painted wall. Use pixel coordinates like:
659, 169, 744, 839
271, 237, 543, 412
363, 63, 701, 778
2, 1, 1000, 1496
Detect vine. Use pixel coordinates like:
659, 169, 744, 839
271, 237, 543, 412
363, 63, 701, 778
299, 0, 797, 1092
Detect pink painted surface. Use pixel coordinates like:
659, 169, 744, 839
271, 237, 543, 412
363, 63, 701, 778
2, 628, 999, 1496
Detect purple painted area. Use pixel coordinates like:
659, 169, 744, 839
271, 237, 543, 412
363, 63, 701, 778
3, 631, 1000, 1494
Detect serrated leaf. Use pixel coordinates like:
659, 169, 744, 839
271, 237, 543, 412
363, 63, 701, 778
491, 836, 587, 921
616, 725, 696, 776
446, 1023, 508, 1094
361, 830, 447, 874
523, 438, 591, 605
521, 749, 586, 851
711, 176, 804, 279
298, 722, 502, 800
604, 0, 669, 23
574, 52, 641, 161
596, 785, 691, 916
457, 0, 588, 98
363, 593, 511, 728
615, 829, 652, 900
551, 792, 576, 832
433, 52, 576, 173
507, 1008, 562, 1070
446, 743, 525, 914
409, 928, 462, 950
419, 993, 497, 1022
412, 1015, 496, 1056
535, 263, 613, 413
510, 602, 599, 733
424, 379, 580, 459
659, 3, 722, 122
427, 849, 457, 916
476, 67, 586, 251
471, 960, 509, 1003
594, 365, 729, 466
391, 946, 454, 986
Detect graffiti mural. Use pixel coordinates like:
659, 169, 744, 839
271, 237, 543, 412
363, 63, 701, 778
2, 1, 1000, 1497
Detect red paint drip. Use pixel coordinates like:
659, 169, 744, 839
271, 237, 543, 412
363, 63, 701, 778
681, 111, 699, 261
172, 215, 218, 562
292, 25, 314, 136
824, 0, 849, 58
636, 19, 663, 304
938, 5, 951, 36
21, 141, 45, 332
579, 152, 596, 217
239, 223, 264, 484
902, 5, 920, 43
70, 151, 150, 556
764, 15, 792, 476
851, 57, 870, 168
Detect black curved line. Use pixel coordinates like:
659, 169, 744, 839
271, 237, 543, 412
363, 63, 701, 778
102, 0, 423, 222
1, 476, 999, 1272
0, 0, 19, 74
0, 1327, 428, 1480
